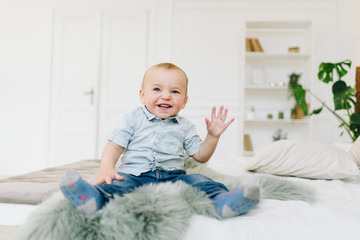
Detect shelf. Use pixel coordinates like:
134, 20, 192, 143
244, 119, 310, 124
246, 52, 310, 60
245, 85, 287, 90
243, 151, 255, 157
246, 21, 311, 29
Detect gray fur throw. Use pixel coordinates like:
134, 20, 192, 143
12, 158, 314, 240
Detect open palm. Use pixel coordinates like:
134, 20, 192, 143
205, 106, 234, 137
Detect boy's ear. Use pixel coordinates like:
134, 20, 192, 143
139, 89, 145, 104
182, 95, 188, 109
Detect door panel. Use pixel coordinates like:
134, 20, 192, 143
97, 10, 149, 154
172, 7, 243, 162
49, 10, 101, 166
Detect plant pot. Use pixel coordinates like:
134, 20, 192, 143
295, 106, 304, 119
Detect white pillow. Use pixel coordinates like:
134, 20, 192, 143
348, 137, 360, 167
246, 140, 360, 179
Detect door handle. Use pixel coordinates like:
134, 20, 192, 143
84, 88, 94, 105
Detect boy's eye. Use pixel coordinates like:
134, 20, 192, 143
153, 88, 160, 92
172, 90, 179, 94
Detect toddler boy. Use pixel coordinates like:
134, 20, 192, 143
60, 63, 259, 218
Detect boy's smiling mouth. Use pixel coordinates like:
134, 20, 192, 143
158, 104, 172, 108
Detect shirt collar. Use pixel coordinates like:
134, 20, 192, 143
141, 105, 180, 123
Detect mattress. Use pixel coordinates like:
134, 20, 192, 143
0, 160, 100, 205
2, 159, 360, 240
184, 175, 360, 240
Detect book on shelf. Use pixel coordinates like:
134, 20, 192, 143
288, 46, 300, 53
243, 134, 253, 151
246, 38, 253, 52
246, 38, 264, 52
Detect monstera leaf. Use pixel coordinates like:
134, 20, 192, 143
332, 80, 355, 110
350, 113, 360, 139
318, 60, 352, 83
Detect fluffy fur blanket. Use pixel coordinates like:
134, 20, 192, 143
12, 158, 314, 240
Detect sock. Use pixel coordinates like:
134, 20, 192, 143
214, 186, 260, 218
60, 169, 104, 214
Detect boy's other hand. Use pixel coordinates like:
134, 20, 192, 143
205, 106, 234, 137
93, 169, 124, 185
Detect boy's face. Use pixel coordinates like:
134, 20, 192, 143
139, 68, 188, 119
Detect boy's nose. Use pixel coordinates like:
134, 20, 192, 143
161, 92, 171, 99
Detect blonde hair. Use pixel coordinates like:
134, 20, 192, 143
142, 63, 188, 95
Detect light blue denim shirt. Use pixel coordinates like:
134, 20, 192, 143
109, 106, 202, 176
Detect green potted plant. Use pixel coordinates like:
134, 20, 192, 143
294, 59, 360, 141
312, 60, 360, 141
272, 128, 287, 141
288, 73, 308, 119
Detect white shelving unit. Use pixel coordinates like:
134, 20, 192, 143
244, 21, 313, 154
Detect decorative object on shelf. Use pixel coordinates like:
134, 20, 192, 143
246, 38, 264, 52
288, 46, 300, 53
243, 134, 253, 151
272, 129, 287, 141
270, 81, 286, 87
287, 72, 308, 119
251, 67, 265, 85
246, 106, 256, 120
305, 60, 360, 141
292, 106, 305, 119
291, 108, 297, 119
278, 111, 284, 119
267, 113, 273, 119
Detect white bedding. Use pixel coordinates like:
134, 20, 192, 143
2, 160, 360, 240
185, 176, 360, 240
0, 203, 38, 226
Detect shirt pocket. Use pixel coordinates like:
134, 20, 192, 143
163, 131, 185, 155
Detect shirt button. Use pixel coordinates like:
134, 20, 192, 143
153, 151, 157, 155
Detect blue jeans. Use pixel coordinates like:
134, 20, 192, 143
95, 169, 228, 202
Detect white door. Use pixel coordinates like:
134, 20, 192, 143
48, 10, 101, 166
48, 9, 150, 166
97, 10, 149, 154
172, 7, 243, 162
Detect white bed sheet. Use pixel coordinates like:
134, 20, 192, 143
184, 176, 360, 240
2, 160, 360, 240
0, 203, 38, 226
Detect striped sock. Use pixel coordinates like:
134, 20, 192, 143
214, 186, 260, 218
60, 169, 104, 214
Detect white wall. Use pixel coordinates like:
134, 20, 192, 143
311, 0, 360, 143
335, 0, 360, 70
0, 0, 358, 176
0, 1, 52, 175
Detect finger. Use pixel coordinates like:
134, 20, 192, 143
218, 118, 234, 135
205, 118, 211, 128
222, 108, 228, 121
93, 178, 104, 185
105, 177, 113, 185
115, 173, 125, 181
211, 106, 216, 120
225, 118, 235, 128
217, 106, 224, 119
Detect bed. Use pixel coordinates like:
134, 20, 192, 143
1, 139, 360, 240
0, 160, 101, 240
